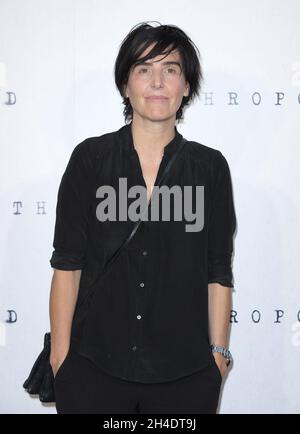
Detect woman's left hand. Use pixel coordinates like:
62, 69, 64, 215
213, 352, 230, 380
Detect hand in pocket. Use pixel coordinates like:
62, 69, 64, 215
51, 351, 70, 379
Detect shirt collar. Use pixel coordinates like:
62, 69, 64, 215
119, 121, 183, 157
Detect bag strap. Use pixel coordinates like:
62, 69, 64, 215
102, 137, 187, 273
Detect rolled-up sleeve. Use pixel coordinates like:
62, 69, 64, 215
207, 150, 236, 288
49, 141, 93, 270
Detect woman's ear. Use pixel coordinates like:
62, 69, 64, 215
184, 85, 190, 97
123, 84, 128, 98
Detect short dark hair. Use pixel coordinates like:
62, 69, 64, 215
114, 21, 203, 124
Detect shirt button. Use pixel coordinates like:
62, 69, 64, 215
139, 282, 145, 287
142, 250, 148, 256
137, 315, 142, 320
132, 345, 137, 351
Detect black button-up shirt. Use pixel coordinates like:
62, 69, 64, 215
50, 122, 236, 383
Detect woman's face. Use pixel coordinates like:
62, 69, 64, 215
124, 44, 189, 123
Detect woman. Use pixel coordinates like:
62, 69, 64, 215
49, 21, 236, 414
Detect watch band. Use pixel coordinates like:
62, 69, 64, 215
210, 344, 232, 366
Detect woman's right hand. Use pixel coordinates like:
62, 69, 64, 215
50, 351, 69, 378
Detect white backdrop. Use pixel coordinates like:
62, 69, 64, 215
0, 0, 299, 414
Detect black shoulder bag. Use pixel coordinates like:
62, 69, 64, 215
23, 137, 187, 403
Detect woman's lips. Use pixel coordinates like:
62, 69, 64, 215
146, 96, 168, 101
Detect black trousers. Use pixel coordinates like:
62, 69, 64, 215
54, 349, 222, 414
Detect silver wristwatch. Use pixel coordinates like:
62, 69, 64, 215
210, 344, 232, 366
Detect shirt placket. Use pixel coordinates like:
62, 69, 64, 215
123, 142, 172, 380
125, 220, 150, 379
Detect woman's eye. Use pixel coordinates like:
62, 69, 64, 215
167, 67, 180, 75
